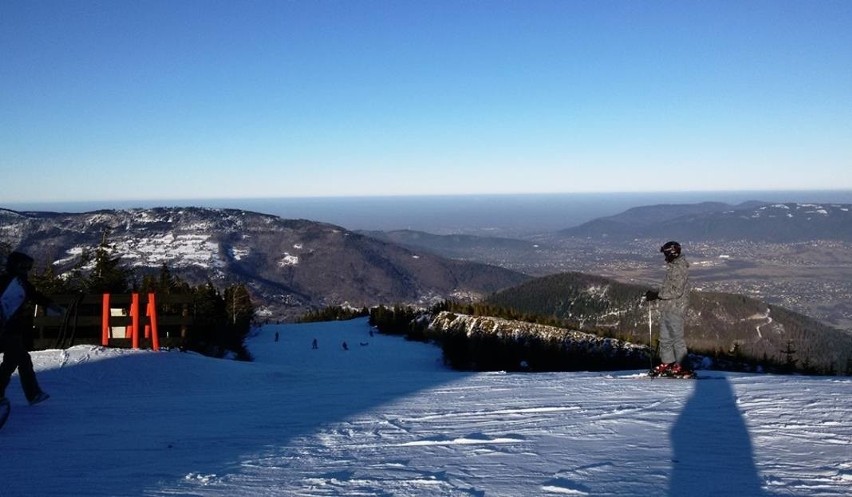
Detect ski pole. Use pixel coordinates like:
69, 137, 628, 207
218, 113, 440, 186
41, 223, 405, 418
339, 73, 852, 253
648, 302, 654, 369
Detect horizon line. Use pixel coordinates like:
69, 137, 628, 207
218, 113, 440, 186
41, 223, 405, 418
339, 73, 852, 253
5, 187, 852, 208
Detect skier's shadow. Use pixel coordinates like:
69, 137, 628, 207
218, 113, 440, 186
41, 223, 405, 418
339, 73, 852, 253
669, 375, 767, 496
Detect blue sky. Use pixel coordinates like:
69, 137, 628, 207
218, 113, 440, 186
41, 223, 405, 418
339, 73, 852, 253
2, 0, 851, 203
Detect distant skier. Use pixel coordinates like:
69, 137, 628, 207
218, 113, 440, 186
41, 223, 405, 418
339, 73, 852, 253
1, 252, 61, 407
645, 241, 693, 378
274, 331, 279, 342
342, 341, 349, 351
312, 338, 318, 349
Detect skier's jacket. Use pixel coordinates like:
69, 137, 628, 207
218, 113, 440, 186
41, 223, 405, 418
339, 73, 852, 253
658, 256, 690, 315
0, 273, 52, 338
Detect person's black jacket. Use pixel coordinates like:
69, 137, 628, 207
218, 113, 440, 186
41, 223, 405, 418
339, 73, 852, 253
0, 273, 54, 338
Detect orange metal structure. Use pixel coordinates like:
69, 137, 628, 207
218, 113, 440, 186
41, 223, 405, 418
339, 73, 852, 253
100, 293, 160, 351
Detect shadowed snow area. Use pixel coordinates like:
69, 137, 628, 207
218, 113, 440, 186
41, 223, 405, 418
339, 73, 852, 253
2, 318, 850, 496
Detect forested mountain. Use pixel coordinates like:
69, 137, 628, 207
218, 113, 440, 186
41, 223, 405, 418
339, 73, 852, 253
0, 207, 529, 321
484, 272, 851, 373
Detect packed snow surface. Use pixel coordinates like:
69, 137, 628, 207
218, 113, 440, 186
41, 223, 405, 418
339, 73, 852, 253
2, 318, 850, 496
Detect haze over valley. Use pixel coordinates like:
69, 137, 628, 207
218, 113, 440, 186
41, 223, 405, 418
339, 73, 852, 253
4, 193, 852, 332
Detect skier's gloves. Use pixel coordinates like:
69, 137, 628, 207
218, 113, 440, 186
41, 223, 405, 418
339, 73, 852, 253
644, 290, 659, 301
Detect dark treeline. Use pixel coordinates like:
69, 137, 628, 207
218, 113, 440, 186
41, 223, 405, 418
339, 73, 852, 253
298, 306, 368, 323
368, 297, 851, 376
2, 239, 255, 360
367, 301, 648, 372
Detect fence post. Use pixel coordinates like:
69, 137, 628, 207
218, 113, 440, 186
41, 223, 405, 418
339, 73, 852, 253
101, 293, 110, 346
148, 292, 160, 351
131, 293, 140, 349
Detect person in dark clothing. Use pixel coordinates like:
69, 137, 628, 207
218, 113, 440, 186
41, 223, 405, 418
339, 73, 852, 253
1, 251, 60, 405
645, 241, 693, 378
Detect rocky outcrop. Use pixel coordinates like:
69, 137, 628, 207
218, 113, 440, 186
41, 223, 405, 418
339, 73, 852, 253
428, 311, 650, 371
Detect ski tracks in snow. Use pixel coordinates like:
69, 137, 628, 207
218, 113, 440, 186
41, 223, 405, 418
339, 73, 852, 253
14, 320, 847, 497
163, 372, 687, 497
161, 367, 852, 497
737, 378, 852, 495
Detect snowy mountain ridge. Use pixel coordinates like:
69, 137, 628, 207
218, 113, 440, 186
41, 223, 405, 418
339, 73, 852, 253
2, 207, 271, 273
0, 207, 529, 320
560, 201, 852, 241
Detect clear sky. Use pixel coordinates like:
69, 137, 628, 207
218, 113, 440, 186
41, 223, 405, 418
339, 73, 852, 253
2, 0, 851, 203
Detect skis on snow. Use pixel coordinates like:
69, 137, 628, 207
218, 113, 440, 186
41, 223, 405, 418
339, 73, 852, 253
647, 369, 697, 380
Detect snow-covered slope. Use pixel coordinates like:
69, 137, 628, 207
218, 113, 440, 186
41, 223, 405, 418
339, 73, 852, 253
1, 318, 850, 496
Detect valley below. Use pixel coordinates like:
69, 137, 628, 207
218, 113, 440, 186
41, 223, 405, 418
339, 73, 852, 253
431, 236, 852, 333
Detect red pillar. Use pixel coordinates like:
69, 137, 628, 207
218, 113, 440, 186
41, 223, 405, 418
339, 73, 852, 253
131, 293, 140, 349
101, 293, 110, 346
147, 293, 160, 351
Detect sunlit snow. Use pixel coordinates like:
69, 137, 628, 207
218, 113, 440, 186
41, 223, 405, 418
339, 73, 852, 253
1, 318, 849, 496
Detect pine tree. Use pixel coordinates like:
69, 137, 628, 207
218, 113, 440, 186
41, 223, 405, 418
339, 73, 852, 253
0, 242, 11, 263
185, 282, 227, 355
224, 283, 254, 328
85, 233, 133, 293
782, 340, 797, 373
30, 262, 72, 295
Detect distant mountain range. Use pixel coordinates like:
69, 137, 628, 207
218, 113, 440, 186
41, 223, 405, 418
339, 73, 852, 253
3, 201, 851, 331
354, 202, 852, 335
0, 207, 529, 320
559, 201, 852, 242
347, 202, 852, 262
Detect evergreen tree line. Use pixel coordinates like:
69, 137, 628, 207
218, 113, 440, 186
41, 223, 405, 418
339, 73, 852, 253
2, 239, 255, 360
368, 304, 429, 341
367, 302, 646, 372
433, 315, 648, 372
298, 306, 368, 323
367, 298, 851, 376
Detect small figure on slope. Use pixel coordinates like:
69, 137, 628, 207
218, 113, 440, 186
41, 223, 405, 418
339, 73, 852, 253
645, 241, 694, 379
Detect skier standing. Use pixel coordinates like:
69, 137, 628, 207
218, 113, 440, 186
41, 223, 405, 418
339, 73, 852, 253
1, 252, 59, 406
645, 241, 693, 378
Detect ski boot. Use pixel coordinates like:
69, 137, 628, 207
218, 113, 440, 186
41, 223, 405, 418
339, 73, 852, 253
29, 391, 50, 406
648, 362, 673, 377
667, 363, 696, 379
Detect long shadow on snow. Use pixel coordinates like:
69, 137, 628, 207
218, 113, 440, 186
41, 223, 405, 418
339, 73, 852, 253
669, 375, 766, 496
3, 318, 470, 496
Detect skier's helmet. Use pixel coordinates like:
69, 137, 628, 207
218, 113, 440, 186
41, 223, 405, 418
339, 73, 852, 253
660, 241, 681, 261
